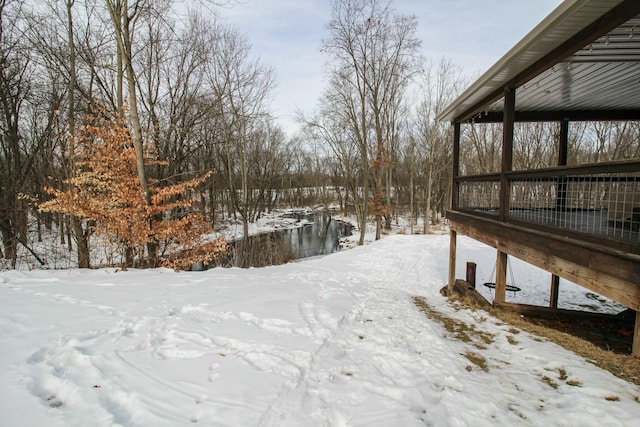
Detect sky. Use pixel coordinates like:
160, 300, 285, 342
213, 0, 564, 136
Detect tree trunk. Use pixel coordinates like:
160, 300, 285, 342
72, 216, 90, 268
409, 166, 414, 234
66, 0, 91, 268
424, 162, 433, 234
106, 0, 154, 264
0, 218, 17, 265
359, 164, 369, 246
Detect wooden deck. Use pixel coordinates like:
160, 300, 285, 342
447, 210, 640, 311
465, 208, 640, 246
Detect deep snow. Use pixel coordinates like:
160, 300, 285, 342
1, 234, 639, 426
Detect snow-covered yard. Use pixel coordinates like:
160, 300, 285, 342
1, 234, 639, 426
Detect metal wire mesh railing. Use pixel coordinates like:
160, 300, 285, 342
457, 179, 500, 213
509, 174, 640, 242
454, 162, 640, 244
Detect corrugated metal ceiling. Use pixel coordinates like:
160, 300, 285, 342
437, 0, 640, 123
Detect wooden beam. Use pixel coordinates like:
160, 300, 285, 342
448, 230, 457, 291
466, 262, 477, 289
451, 122, 461, 210
468, 109, 640, 123
634, 312, 640, 358
556, 120, 569, 221
499, 89, 515, 222
448, 211, 640, 310
448, 210, 640, 282
558, 119, 569, 167
495, 251, 508, 304
550, 274, 560, 309
495, 301, 627, 321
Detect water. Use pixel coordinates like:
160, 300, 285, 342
279, 211, 352, 259
204, 212, 353, 268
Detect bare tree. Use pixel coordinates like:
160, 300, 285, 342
304, 105, 363, 224
413, 58, 464, 232
104, 0, 151, 201
321, 0, 421, 243
61, 0, 92, 267
0, 0, 31, 265
206, 22, 276, 244
513, 122, 556, 170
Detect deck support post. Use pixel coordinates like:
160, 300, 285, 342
451, 122, 460, 210
633, 312, 640, 358
448, 230, 457, 292
466, 262, 477, 289
495, 251, 508, 304
550, 274, 560, 308
499, 88, 515, 222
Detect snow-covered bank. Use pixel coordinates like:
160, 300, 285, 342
1, 235, 638, 426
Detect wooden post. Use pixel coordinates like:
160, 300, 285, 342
550, 274, 560, 308
466, 262, 477, 289
556, 120, 569, 211
550, 121, 568, 308
633, 311, 640, 358
448, 230, 457, 292
499, 89, 515, 222
495, 251, 507, 304
451, 122, 461, 210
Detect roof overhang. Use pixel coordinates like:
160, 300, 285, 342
436, 0, 640, 124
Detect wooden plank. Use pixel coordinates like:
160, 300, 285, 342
495, 301, 626, 321
448, 212, 640, 311
550, 274, 560, 309
507, 217, 640, 256
455, 159, 640, 182
499, 89, 515, 222
558, 120, 569, 167
505, 159, 640, 180
466, 262, 477, 289
469, 109, 640, 123
495, 251, 507, 304
634, 312, 640, 358
448, 210, 640, 283
448, 230, 457, 291
452, 123, 460, 210
556, 120, 569, 212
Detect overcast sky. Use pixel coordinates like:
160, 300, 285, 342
214, 0, 563, 136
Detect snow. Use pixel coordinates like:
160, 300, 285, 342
1, 234, 639, 426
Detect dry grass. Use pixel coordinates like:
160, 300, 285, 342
488, 308, 640, 386
463, 351, 489, 372
413, 297, 495, 349
541, 375, 559, 389
414, 295, 640, 386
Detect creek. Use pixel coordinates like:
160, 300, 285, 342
202, 211, 353, 268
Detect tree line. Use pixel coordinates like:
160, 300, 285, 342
1, 0, 638, 269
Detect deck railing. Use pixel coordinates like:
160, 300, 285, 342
454, 160, 640, 245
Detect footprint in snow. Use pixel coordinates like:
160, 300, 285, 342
209, 363, 220, 382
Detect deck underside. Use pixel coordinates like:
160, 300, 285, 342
447, 210, 640, 311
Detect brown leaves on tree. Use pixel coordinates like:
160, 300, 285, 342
369, 148, 393, 218
368, 191, 391, 217
39, 104, 227, 268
